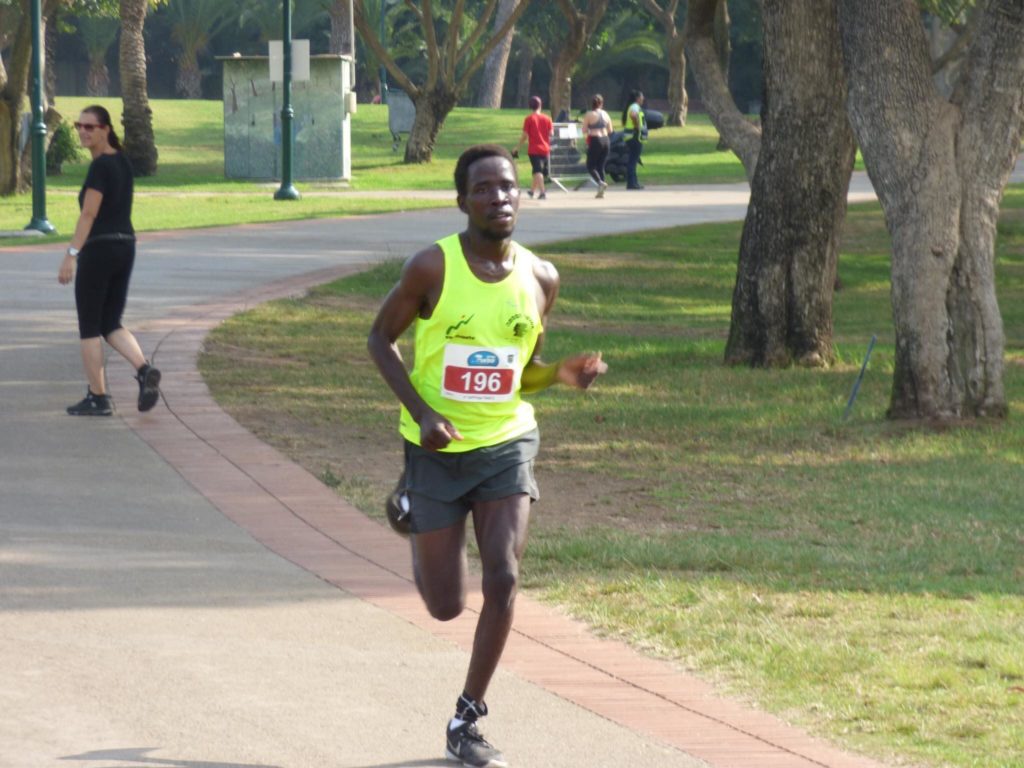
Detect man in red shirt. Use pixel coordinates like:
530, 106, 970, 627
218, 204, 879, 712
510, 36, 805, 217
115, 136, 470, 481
512, 96, 553, 200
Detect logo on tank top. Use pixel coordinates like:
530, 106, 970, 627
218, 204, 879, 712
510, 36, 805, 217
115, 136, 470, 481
505, 313, 536, 338
445, 314, 476, 340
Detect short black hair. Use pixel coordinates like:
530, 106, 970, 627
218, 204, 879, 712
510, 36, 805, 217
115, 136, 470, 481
454, 144, 514, 197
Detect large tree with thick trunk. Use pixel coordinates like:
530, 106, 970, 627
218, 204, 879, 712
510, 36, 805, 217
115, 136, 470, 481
687, 0, 856, 369
640, 0, 687, 126
837, 0, 1024, 419
548, 0, 609, 118
684, 0, 760, 179
724, 0, 856, 368
354, 0, 532, 164
119, 0, 159, 175
0, 0, 63, 196
474, 0, 520, 108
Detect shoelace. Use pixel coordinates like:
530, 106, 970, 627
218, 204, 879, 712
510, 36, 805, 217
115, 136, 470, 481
460, 723, 493, 747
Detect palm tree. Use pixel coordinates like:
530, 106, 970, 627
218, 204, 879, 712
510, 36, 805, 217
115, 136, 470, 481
77, 16, 120, 96
119, 0, 158, 175
239, 0, 328, 46
168, 0, 234, 98
572, 10, 663, 110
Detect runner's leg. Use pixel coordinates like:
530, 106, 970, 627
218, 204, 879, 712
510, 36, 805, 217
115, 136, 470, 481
462, 493, 531, 701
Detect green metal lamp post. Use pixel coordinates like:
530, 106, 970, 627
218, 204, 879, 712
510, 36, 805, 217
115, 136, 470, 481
275, 0, 300, 200
25, 0, 56, 233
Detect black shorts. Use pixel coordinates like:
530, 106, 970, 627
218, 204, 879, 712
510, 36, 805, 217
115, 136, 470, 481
401, 428, 540, 533
528, 154, 549, 177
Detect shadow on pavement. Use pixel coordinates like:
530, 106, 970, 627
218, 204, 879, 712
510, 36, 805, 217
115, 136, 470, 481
60, 747, 279, 767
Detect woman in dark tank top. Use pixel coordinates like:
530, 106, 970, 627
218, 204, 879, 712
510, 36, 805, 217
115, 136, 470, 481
581, 94, 613, 198
57, 104, 161, 417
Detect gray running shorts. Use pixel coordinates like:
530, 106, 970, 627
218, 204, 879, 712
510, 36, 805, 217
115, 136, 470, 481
401, 428, 540, 533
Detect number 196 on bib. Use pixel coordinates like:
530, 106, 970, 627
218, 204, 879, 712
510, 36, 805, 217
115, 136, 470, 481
443, 366, 515, 400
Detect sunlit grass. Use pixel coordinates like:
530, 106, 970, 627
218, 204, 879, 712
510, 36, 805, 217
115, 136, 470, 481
2, 97, 746, 245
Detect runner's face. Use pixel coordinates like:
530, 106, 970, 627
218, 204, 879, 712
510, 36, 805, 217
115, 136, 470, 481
460, 156, 520, 241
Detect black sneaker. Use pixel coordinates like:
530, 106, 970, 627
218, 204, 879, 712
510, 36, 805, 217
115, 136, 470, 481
66, 391, 113, 416
385, 476, 412, 536
445, 721, 507, 768
136, 363, 161, 412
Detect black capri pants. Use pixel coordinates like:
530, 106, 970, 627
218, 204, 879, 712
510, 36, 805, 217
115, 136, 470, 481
587, 135, 610, 184
74, 238, 136, 339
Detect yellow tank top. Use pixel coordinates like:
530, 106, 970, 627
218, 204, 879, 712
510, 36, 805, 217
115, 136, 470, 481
399, 233, 543, 452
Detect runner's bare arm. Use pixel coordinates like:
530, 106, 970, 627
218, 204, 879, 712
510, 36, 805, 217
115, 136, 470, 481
520, 258, 607, 393
368, 246, 463, 448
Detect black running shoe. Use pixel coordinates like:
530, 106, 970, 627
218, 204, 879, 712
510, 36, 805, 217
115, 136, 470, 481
445, 721, 508, 768
136, 363, 161, 412
67, 391, 113, 416
385, 482, 412, 536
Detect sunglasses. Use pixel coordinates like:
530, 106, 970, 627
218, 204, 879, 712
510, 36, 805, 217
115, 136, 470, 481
74, 122, 103, 132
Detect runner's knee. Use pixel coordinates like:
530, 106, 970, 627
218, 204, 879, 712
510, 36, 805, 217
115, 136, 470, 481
481, 565, 518, 609
425, 594, 465, 622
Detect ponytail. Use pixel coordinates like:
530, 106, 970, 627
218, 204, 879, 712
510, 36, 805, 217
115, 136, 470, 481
622, 90, 642, 127
82, 104, 123, 151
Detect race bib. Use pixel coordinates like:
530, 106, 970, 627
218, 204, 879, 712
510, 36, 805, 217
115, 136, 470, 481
442, 345, 519, 402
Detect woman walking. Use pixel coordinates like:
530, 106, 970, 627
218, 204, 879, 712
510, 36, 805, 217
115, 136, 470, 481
581, 94, 613, 198
58, 105, 160, 416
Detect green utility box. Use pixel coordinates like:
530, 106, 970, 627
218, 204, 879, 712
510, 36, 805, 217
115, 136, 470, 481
219, 54, 354, 181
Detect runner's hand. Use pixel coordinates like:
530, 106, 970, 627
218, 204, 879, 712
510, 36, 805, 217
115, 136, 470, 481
419, 410, 464, 451
557, 352, 608, 390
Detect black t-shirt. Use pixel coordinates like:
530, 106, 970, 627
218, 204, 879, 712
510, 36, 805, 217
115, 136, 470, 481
79, 152, 134, 237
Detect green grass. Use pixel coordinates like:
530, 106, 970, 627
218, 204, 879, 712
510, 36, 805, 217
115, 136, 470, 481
1, 97, 746, 245
199, 188, 1024, 768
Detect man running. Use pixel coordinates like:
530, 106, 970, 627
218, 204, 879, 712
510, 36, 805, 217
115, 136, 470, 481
368, 144, 607, 768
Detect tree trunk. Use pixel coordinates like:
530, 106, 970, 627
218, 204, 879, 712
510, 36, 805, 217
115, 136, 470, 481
475, 0, 518, 108
837, 0, 1023, 419
641, 2, 688, 126
725, 0, 855, 368
329, 0, 355, 56
549, 0, 609, 118
714, 0, 730, 76
404, 85, 458, 164
175, 51, 202, 99
666, 33, 687, 126
514, 39, 533, 108
0, 105, 21, 196
119, 0, 158, 176
87, 55, 111, 96
549, 54, 574, 118
0, 2, 33, 196
685, 0, 760, 179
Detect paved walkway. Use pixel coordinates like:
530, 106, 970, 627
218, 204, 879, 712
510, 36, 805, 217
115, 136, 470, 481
2, 177, 898, 768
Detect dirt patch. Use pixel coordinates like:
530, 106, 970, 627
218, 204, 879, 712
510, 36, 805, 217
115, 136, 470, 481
219, 402, 685, 535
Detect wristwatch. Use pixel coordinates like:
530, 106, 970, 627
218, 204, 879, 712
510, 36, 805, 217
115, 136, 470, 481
66, 247, 79, 258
